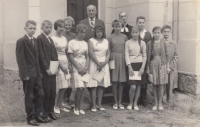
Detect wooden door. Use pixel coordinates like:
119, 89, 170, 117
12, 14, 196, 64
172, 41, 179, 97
67, 0, 98, 27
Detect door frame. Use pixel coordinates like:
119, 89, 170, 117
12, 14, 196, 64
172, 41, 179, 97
65, 0, 100, 18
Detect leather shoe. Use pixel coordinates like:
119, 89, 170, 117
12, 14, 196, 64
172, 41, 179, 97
27, 119, 40, 126
36, 116, 46, 123
49, 113, 57, 120
44, 116, 53, 123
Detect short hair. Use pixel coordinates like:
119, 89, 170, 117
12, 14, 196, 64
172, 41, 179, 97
131, 26, 140, 32
25, 20, 36, 27
94, 25, 105, 39
64, 16, 75, 27
76, 23, 88, 34
136, 16, 146, 22
112, 20, 124, 28
42, 20, 52, 27
161, 25, 171, 32
152, 26, 162, 33
54, 19, 64, 30
87, 5, 96, 11
119, 12, 127, 18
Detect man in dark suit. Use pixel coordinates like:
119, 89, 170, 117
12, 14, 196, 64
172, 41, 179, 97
111, 12, 133, 39
136, 16, 152, 106
37, 20, 58, 121
16, 20, 45, 126
79, 5, 105, 42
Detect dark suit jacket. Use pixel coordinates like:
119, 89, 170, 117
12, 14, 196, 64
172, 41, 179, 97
79, 18, 105, 42
16, 35, 41, 80
141, 31, 152, 44
111, 24, 133, 39
37, 33, 58, 75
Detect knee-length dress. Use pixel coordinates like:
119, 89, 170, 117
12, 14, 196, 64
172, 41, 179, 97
109, 34, 128, 83
150, 40, 168, 85
51, 36, 70, 92
68, 39, 88, 88
88, 38, 111, 88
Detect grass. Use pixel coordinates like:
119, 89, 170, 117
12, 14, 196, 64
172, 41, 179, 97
0, 70, 200, 126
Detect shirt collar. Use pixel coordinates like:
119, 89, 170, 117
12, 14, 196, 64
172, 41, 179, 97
89, 17, 95, 21
43, 32, 50, 38
140, 29, 147, 34
26, 33, 33, 40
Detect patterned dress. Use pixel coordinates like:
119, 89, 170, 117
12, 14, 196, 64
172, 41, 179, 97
150, 40, 168, 85
68, 39, 88, 88
51, 36, 70, 92
88, 38, 111, 88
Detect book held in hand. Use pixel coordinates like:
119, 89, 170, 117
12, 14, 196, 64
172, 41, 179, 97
50, 61, 59, 75
109, 60, 115, 69
93, 70, 106, 82
129, 71, 141, 80
81, 73, 90, 83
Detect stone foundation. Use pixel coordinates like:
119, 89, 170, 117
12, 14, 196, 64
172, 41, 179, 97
178, 73, 199, 95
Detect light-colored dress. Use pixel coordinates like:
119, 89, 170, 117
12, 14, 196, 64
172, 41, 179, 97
51, 36, 70, 91
88, 38, 111, 88
109, 34, 128, 83
150, 40, 168, 85
68, 39, 88, 88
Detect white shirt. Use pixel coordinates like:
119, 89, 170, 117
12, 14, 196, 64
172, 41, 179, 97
140, 29, 147, 39
121, 23, 129, 32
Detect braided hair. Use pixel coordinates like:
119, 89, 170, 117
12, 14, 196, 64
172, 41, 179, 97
131, 26, 142, 54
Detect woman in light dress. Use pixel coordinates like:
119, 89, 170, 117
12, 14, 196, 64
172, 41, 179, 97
88, 25, 111, 112
68, 24, 89, 115
51, 19, 70, 113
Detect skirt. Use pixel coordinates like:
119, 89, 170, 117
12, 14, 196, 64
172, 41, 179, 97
128, 63, 147, 85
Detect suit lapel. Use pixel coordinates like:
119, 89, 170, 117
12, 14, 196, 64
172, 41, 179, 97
24, 35, 35, 51
41, 33, 52, 46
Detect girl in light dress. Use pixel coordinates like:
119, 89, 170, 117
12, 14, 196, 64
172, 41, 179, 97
68, 24, 89, 115
88, 25, 111, 112
51, 19, 70, 113
146, 26, 170, 111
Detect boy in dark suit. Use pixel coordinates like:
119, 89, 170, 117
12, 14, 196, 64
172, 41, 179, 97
136, 16, 152, 106
79, 5, 105, 42
37, 20, 58, 120
16, 20, 44, 126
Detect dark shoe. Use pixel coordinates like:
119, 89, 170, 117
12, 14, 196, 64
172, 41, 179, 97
49, 113, 57, 120
36, 116, 46, 123
27, 119, 40, 126
44, 116, 53, 123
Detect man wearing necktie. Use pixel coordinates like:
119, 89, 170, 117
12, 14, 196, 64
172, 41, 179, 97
79, 5, 105, 42
111, 12, 133, 39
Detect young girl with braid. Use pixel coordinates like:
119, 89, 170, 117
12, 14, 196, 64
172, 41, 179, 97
125, 26, 147, 110
146, 26, 170, 111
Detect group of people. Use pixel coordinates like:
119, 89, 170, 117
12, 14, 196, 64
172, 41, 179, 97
15, 4, 178, 126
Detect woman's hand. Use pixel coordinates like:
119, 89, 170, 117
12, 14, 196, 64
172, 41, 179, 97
167, 66, 171, 73
128, 65, 134, 76
138, 67, 144, 77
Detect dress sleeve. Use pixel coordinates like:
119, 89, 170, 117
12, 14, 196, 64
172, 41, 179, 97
142, 41, 147, 61
68, 41, 73, 53
125, 41, 130, 66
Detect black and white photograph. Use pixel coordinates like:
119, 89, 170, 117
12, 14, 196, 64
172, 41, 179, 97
0, 0, 200, 126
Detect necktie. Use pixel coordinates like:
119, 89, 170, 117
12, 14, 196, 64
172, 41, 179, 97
90, 18, 94, 30
47, 37, 51, 44
30, 39, 34, 48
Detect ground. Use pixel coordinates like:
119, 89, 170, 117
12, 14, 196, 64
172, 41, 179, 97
0, 71, 200, 127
